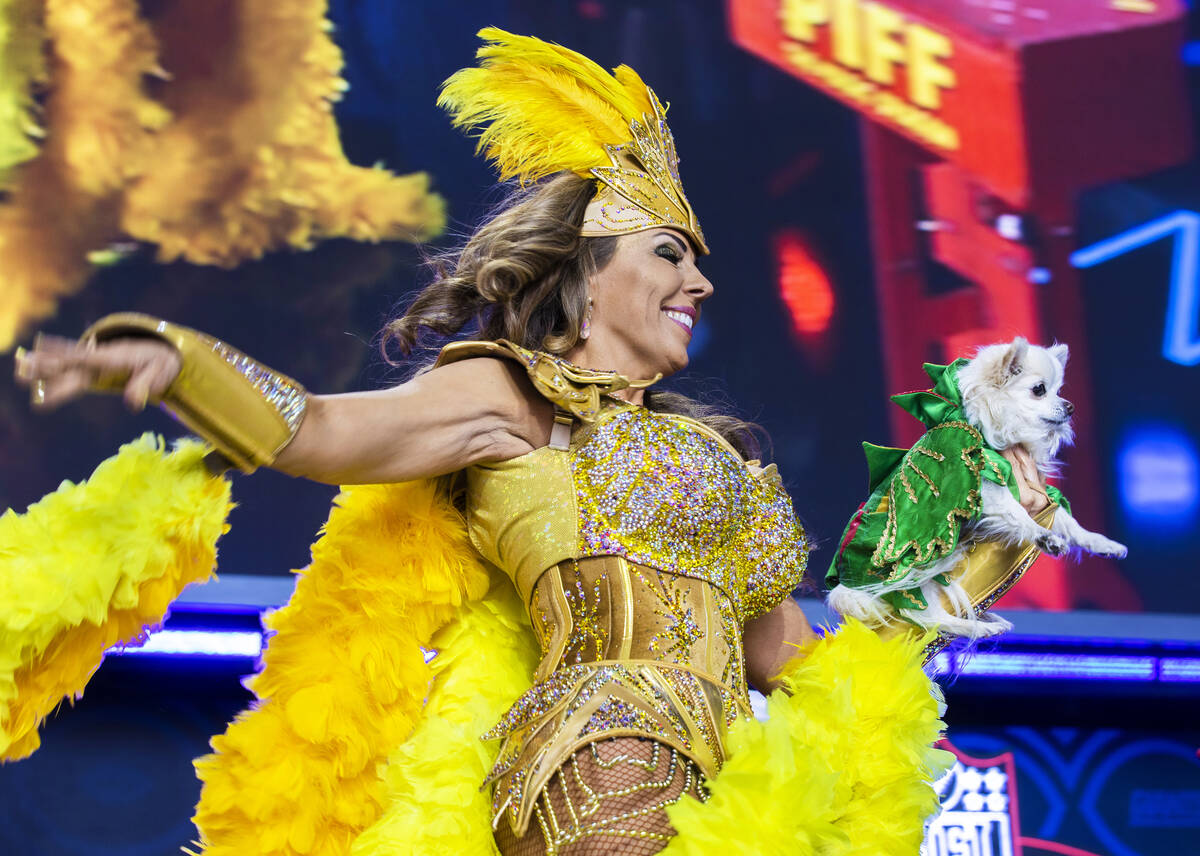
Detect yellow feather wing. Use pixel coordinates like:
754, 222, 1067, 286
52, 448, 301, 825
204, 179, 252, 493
192, 478, 495, 856
662, 620, 952, 855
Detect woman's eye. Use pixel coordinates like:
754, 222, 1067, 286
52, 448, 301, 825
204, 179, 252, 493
655, 245, 681, 264
1031, 383, 1046, 397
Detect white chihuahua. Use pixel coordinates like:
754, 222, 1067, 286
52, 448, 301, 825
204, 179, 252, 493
830, 338, 1127, 639
959, 338, 1126, 562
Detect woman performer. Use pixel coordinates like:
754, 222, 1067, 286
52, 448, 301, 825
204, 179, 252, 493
11, 29, 948, 855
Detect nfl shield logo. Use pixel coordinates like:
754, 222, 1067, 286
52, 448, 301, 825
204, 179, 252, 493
924, 741, 1022, 856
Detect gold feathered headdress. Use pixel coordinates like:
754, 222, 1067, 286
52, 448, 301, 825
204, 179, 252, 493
438, 27, 708, 254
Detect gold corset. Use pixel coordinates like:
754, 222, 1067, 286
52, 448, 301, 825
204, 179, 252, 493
529, 557, 745, 689
485, 556, 750, 832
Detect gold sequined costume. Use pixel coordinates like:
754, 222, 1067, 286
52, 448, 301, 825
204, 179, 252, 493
436, 340, 808, 853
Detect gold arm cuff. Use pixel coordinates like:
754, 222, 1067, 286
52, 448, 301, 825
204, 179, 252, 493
83, 313, 307, 473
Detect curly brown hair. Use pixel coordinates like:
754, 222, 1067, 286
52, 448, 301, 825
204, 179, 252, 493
384, 173, 612, 356
384, 172, 763, 460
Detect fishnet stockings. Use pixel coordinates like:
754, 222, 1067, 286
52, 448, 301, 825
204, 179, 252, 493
494, 738, 708, 856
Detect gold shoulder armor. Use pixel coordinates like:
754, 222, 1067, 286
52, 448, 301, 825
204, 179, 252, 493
83, 313, 307, 473
437, 338, 658, 424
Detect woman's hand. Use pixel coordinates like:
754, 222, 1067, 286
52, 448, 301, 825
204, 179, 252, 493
1000, 444, 1051, 515
14, 334, 182, 412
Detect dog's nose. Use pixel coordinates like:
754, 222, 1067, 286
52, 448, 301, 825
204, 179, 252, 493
1064, 400, 1075, 415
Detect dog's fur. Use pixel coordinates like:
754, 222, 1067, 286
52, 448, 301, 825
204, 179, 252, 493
830, 338, 1127, 639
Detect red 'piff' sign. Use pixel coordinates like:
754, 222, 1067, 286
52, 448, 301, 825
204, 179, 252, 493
727, 0, 1190, 210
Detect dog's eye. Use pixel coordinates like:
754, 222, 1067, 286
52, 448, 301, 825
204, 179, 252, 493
1031, 383, 1046, 397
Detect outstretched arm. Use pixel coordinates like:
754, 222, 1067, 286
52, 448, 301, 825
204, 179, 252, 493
16, 329, 552, 484
277, 357, 552, 483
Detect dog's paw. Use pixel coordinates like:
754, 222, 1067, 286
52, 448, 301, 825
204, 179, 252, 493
1036, 532, 1070, 556
1082, 535, 1128, 559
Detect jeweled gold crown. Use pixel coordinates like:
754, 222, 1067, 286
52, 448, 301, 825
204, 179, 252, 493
439, 28, 707, 254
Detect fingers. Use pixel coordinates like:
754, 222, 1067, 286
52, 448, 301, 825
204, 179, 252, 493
27, 340, 130, 381
123, 360, 161, 412
14, 333, 180, 412
124, 345, 181, 410
16, 335, 88, 386
1019, 489, 1050, 516
29, 333, 84, 355
16, 337, 101, 409
14, 345, 60, 408
35, 366, 96, 410
14, 346, 32, 382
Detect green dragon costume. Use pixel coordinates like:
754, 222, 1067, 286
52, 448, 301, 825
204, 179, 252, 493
827, 360, 1070, 615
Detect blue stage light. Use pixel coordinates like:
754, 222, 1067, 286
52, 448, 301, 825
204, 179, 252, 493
957, 652, 1157, 681
928, 650, 1175, 682
1117, 425, 1200, 530
1159, 657, 1200, 683
110, 629, 263, 658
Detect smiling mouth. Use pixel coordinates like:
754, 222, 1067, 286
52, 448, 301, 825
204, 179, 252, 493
663, 308, 694, 335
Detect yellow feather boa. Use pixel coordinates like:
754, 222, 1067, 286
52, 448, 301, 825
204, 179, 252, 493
119, 1, 445, 266
0, 434, 231, 761
350, 579, 540, 856
0, 0, 165, 351
1, 439, 948, 854
191, 477, 495, 856
0, 0, 444, 351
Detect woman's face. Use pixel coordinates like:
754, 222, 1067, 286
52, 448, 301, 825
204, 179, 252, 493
574, 228, 713, 381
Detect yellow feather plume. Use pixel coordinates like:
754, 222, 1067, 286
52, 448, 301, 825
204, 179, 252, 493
438, 27, 655, 183
349, 573, 539, 855
120, 0, 445, 267
0, 0, 445, 351
0, 434, 232, 762
0, 0, 166, 351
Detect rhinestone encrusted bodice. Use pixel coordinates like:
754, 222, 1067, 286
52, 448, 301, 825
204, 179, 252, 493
462, 402, 807, 621
572, 407, 806, 622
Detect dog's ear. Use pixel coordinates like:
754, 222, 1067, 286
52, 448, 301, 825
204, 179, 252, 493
992, 337, 1028, 385
1049, 342, 1069, 369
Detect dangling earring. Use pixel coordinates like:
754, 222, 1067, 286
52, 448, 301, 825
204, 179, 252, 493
580, 297, 594, 340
